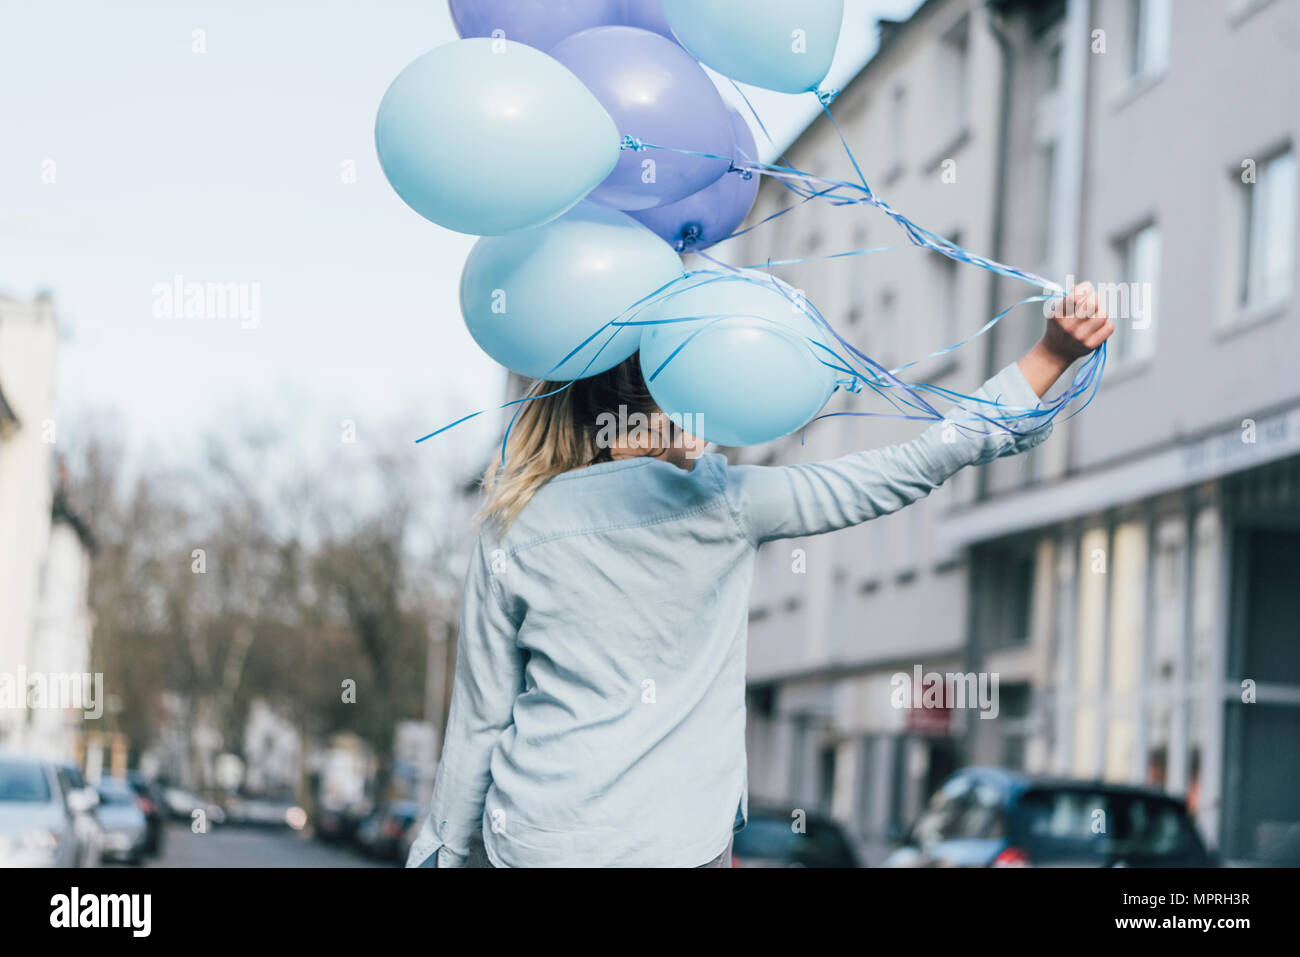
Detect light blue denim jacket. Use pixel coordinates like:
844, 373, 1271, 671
407, 362, 1050, 868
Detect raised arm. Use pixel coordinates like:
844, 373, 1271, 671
406, 538, 524, 868
728, 284, 1111, 544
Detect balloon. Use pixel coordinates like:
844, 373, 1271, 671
638, 272, 837, 446
629, 109, 759, 251
449, 0, 623, 51
658, 0, 843, 94
619, 0, 675, 39
461, 203, 684, 380
549, 26, 732, 211
375, 39, 619, 235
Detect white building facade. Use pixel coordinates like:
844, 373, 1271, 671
734, 0, 1300, 865
0, 292, 96, 761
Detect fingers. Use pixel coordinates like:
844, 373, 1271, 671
1074, 283, 1109, 344
1053, 281, 1098, 321
1084, 317, 1115, 349
1047, 281, 1115, 354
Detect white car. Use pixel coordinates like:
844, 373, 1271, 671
93, 778, 149, 865
0, 752, 84, 867
55, 762, 104, 867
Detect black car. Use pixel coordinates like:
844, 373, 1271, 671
884, 767, 1217, 868
731, 804, 860, 867
125, 771, 166, 856
357, 800, 424, 862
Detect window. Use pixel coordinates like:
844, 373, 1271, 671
1000, 684, 1033, 771
847, 224, 868, 326
816, 744, 838, 813
932, 236, 961, 348
953, 782, 1007, 840
876, 288, 898, 369
936, 17, 970, 141
1030, 142, 1057, 276
976, 544, 1036, 648
1017, 790, 1205, 864
1111, 223, 1161, 365
1240, 149, 1296, 311
1129, 0, 1171, 81
1038, 30, 1063, 91
0, 761, 52, 803
912, 776, 973, 845
888, 87, 906, 175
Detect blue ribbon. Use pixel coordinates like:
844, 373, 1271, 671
419, 90, 1105, 458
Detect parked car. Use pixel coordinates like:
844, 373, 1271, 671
226, 794, 308, 830
731, 804, 860, 867
357, 800, 424, 862
94, 777, 149, 865
55, 761, 103, 867
0, 752, 84, 867
125, 772, 166, 856
883, 767, 1217, 868
313, 801, 369, 844
161, 786, 226, 826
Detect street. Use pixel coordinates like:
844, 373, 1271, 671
129, 826, 394, 868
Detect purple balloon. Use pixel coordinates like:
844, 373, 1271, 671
629, 110, 759, 251
549, 26, 732, 211
449, 0, 623, 52
620, 0, 675, 39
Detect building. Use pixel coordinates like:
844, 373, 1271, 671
0, 293, 98, 762
964, 0, 1300, 866
734, 0, 1299, 865
26, 469, 97, 760
0, 292, 59, 749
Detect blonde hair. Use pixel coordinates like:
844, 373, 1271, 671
478, 353, 672, 531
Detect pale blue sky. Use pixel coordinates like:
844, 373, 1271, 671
0, 0, 920, 474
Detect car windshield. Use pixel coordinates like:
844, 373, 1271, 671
0, 760, 52, 803
1015, 788, 1202, 861
911, 777, 1007, 844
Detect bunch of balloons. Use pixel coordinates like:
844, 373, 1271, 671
377, 0, 847, 446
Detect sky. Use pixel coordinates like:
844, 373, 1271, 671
0, 0, 921, 474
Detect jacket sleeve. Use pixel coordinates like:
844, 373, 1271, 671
727, 361, 1053, 544
406, 538, 524, 868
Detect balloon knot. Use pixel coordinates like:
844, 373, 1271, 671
816, 87, 840, 106
620, 134, 645, 152
677, 224, 702, 249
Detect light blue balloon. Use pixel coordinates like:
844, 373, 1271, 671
659, 0, 843, 94
461, 203, 684, 380
375, 39, 620, 235
638, 272, 837, 446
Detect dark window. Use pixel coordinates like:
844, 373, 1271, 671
974, 545, 1036, 648
1013, 789, 1206, 864
0, 761, 52, 803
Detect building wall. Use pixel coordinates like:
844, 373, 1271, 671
26, 516, 95, 759
965, 0, 1300, 863
733, 0, 1023, 858
736, 0, 1300, 864
0, 294, 58, 745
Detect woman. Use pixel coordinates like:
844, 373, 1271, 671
409, 284, 1112, 867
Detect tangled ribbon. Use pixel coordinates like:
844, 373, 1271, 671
417, 89, 1105, 459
